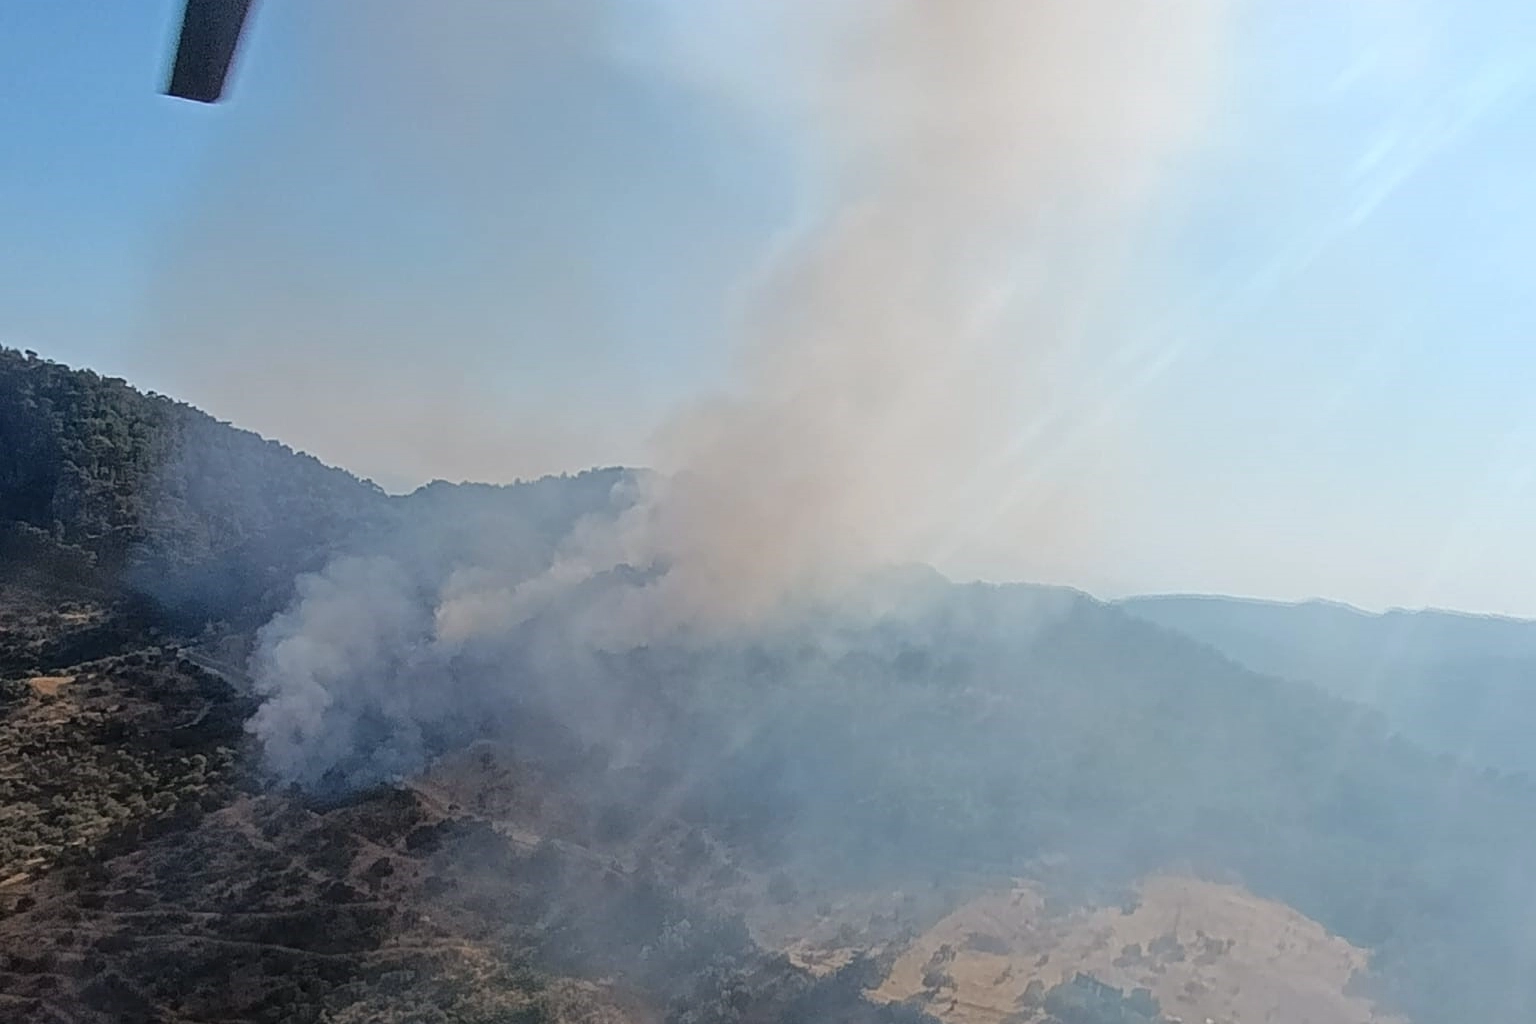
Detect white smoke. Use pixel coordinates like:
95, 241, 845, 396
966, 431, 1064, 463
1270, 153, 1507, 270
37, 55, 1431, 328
247, 0, 1226, 783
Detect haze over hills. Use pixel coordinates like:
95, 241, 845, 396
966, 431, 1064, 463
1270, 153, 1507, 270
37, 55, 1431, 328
1122, 594, 1536, 776
11, 2, 1536, 1022
4, 347, 1536, 1023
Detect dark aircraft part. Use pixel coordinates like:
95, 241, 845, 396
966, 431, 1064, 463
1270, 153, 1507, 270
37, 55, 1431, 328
165, 0, 256, 103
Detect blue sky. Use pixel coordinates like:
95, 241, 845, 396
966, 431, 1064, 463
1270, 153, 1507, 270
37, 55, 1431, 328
0, 1, 201, 373
8, 1, 1536, 615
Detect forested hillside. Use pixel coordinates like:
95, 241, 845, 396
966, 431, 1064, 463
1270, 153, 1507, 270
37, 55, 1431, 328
0, 348, 630, 626
0, 347, 386, 619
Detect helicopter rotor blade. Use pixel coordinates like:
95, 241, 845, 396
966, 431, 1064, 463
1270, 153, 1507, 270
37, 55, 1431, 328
165, 0, 255, 103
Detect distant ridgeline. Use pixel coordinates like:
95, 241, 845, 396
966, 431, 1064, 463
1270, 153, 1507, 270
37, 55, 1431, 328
1122, 593, 1536, 777
0, 347, 628, 624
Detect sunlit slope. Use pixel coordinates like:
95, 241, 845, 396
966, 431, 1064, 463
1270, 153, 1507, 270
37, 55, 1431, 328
872, 875, 1403, 1024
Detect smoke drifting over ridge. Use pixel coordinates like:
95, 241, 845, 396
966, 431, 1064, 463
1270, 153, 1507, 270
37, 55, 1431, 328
246, 1, 1224, 784
433, 0, 1223, 637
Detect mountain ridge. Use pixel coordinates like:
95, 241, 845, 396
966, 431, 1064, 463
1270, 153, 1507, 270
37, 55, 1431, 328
1122, 592, 1536, 778
1127, 590, 1536, 625
3, 351, 1536, 1022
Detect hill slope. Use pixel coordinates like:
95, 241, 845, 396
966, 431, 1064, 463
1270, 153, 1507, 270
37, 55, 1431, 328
0, 347, 633, 628
871, 876, 1403, 1024
0, 346, 387, 620
5, 356, 1536, 1023
237, 549, 1536, 1022
1121, 594, 1536, 775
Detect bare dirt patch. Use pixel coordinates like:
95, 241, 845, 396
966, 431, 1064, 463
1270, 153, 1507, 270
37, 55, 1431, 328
871, 875, 1406, 1024
26, 675, 72, 697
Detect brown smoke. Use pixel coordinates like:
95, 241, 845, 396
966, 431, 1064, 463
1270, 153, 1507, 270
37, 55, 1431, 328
437, 0, 1225, 640
244, 1, 1228, 781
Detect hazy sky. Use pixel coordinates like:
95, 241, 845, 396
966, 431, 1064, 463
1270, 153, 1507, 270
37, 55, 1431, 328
7, 1, 1536, 615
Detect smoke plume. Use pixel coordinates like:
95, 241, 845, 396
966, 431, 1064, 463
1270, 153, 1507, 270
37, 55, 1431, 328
247, 0, 1224, 784
439, 0, 1221, 634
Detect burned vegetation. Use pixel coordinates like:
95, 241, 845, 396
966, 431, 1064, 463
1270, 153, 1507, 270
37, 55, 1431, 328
0, 574, 937, 1022
0, 603, 248, 884
0, 713, 941, 1024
